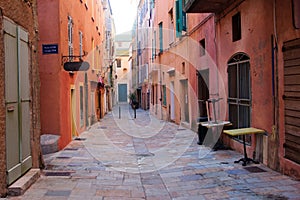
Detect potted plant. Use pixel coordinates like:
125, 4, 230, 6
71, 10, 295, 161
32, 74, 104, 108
128, 92, 138, 109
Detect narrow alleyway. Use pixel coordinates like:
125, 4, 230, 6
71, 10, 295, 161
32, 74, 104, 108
8, 105, 300, 200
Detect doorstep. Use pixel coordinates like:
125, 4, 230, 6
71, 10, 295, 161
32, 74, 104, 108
8, 168, 41, 196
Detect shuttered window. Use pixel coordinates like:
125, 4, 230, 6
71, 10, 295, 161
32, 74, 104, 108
162, 85, 167, 106
283, 39, 300, 164
68, 16, 73, 60
175, 0, 187, 37
152, 30, 156, 59
159, 22, 163, 53
80, 85, 84, 127
79, 31, 83, 58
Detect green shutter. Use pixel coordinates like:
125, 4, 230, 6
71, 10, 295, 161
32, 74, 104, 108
153, 31, 156, 58
163, 85, 166, 106
182, 10, 187, 31
159, 23, 163, 53
176, 0, 182, 37
176, 0, 187, 37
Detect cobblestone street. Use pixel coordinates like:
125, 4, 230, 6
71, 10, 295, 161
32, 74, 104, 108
7, 105, 300, 200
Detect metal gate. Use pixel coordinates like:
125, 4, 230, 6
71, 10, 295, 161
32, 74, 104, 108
283, 38, 300, 164
4, 19, 32, 185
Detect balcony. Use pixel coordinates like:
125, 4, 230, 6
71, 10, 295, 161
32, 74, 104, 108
183, 0, 235, 13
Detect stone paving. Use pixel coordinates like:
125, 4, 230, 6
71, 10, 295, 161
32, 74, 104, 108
6, 104, 300, 199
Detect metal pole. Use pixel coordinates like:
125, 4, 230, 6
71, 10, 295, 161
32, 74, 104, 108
134, 108, 136, 119
119, 106, 121, 119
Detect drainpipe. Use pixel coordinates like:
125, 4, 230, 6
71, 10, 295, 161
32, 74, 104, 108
271, 0, 280, 171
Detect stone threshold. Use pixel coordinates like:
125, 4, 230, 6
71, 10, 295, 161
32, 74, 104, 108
8, 168, 40, 196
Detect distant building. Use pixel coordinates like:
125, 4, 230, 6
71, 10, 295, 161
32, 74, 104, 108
0, 0, 42, 195
115, 33, 132, 104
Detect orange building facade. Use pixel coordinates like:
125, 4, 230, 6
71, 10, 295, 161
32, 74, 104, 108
38, 0, 109, 149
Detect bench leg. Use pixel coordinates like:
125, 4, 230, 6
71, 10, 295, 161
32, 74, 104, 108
234, 135, 259, 166
234, 157, 259, 166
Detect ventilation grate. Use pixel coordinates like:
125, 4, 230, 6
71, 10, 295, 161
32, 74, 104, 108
244, 166, 267, 173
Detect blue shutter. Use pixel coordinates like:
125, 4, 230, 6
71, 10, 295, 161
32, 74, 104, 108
162, 85, 166, 106
175, 0, 182, 37
159, 23, 163, 53
153, 30, 156, 58
182, 10, 187, 31
176, 0, 187, 37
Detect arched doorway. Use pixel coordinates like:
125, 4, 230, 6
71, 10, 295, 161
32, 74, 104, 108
227, 53, 251, 143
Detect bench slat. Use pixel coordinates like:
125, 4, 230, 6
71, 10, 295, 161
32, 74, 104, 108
223, 127, 265, 136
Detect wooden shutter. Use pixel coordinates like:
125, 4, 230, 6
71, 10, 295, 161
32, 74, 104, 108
283, 38, 300, 164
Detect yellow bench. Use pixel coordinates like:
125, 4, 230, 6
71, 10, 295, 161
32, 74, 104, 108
223, 127, 265, 166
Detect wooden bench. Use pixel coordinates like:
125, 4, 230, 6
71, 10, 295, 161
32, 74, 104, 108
223, 127, 265, 166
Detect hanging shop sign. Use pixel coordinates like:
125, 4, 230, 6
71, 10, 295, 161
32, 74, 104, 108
63, 61, 90, 71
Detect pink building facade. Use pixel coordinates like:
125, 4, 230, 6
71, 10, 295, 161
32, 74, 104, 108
184, 0, 300, 179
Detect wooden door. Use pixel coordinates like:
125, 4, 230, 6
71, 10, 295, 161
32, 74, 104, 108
4, 18, 32, 185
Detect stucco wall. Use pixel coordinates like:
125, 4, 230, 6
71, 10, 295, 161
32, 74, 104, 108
0, 0, 41, 195
216, 0, 276, 167
38, 0, 104, 149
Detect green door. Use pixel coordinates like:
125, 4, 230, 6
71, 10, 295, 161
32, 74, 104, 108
4, 19, 32, 185
118, 84, 128, 102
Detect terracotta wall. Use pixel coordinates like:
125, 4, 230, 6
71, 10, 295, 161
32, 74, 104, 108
38, 0, 104, 149
216, 0, 274, 160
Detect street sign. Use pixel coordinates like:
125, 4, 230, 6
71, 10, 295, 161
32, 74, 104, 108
42, 44, 58, 54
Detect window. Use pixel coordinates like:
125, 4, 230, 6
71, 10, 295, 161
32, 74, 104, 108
228, 53, 251, 144
80, 85, 84, 127
116, 59, 121, 68
152, 30, 156, 59
151, 85, 154, 105
68, 16, 73, 60
175, 0, 187, 37
293, 0, 300, 29
159, 22, 163, 53
232, 12, 241, 42
200, 39, 205, 56
79, 31, 83, 58
92, 38, 95, 68
169, 8, 174, 45
181, 62, 185, 74
162, 85, 167, 106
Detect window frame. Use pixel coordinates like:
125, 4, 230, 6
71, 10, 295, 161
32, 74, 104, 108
232, 12, 241, 42
68, 16, 73, 60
